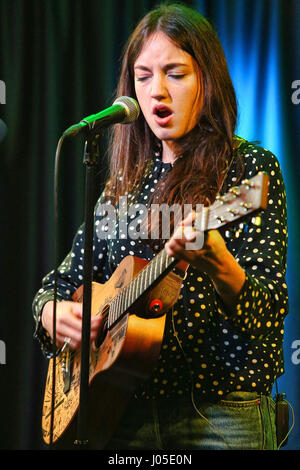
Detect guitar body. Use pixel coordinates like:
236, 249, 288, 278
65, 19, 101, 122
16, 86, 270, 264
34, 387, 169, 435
42, 255, 186, 448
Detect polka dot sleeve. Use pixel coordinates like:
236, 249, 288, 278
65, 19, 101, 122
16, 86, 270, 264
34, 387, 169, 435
32, 193, 109, 357
222, 148, 288, 339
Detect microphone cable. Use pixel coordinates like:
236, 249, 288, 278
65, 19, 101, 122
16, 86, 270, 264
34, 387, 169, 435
49, 134, 66, 447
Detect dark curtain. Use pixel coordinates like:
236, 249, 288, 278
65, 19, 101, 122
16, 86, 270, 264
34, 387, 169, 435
0, 0, 299, 450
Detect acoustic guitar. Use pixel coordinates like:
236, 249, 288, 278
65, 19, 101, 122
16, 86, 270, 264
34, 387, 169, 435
41, 172, 269, 448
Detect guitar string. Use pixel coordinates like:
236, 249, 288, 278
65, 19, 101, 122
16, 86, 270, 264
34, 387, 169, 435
53, 251, 172, 378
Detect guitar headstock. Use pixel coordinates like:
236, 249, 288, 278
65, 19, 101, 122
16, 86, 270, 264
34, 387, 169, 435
200, 172, 269, 231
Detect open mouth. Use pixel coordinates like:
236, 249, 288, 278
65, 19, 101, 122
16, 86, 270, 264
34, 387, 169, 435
153, 104, 172, 117
156, 108, 172, 118
153, 104, 173, 124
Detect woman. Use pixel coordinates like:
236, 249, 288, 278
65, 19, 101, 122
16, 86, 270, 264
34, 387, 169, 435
33, 3, 288, 450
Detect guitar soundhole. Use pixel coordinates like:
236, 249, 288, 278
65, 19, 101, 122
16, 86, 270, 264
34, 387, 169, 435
93, 306, 109, 350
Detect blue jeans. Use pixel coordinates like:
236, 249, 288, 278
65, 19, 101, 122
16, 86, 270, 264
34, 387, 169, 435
104, 392, 277, 450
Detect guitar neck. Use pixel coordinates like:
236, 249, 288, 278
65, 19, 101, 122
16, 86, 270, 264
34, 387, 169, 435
107, 250, 177, 328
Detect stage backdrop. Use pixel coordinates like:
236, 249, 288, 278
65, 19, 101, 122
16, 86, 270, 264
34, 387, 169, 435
0, 0, 299, 450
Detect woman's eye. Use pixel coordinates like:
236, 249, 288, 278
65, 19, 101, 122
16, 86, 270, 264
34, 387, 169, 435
135, 74, 186, 82
136, 76, 150, 82
169, 74, 185, 79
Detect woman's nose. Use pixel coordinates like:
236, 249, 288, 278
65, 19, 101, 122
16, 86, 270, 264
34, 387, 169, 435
150, 74, 168, 99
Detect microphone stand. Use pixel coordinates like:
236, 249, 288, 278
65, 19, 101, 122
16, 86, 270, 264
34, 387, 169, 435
74, 129, 100, 448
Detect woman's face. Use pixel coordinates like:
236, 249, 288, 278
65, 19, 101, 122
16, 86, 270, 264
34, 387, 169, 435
134, 31, 203, 152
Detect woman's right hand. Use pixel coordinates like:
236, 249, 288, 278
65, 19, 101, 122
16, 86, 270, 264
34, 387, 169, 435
41, 300, 103, 350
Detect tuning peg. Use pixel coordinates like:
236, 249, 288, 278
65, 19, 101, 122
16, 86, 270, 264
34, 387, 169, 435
242, 179, 255, 188
241, 202, 253, 211
229, 186, 241, 196
216, 195, 225, 203
229, 209, 239, 216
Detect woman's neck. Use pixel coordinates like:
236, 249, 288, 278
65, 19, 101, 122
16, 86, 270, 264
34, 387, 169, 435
161, 141, 178, 164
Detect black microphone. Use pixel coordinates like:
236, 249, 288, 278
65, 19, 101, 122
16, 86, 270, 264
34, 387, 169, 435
0, 119, 7, 143
63, 96, 140, 138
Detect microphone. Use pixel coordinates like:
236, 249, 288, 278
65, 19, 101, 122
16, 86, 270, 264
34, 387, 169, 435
0, 119, 7, 143
63, 96, 140, 137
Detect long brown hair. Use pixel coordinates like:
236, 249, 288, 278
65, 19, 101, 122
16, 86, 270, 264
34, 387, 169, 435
106, 3, 242, 212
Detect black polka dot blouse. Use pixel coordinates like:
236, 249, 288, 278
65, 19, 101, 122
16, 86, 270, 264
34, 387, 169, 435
32, 138, 289, 402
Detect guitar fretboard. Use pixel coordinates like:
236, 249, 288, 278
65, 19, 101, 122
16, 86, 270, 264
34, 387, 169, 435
107, 249, 177, 328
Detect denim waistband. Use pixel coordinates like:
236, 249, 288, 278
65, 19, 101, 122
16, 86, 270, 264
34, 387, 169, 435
133, 390, 270, 405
